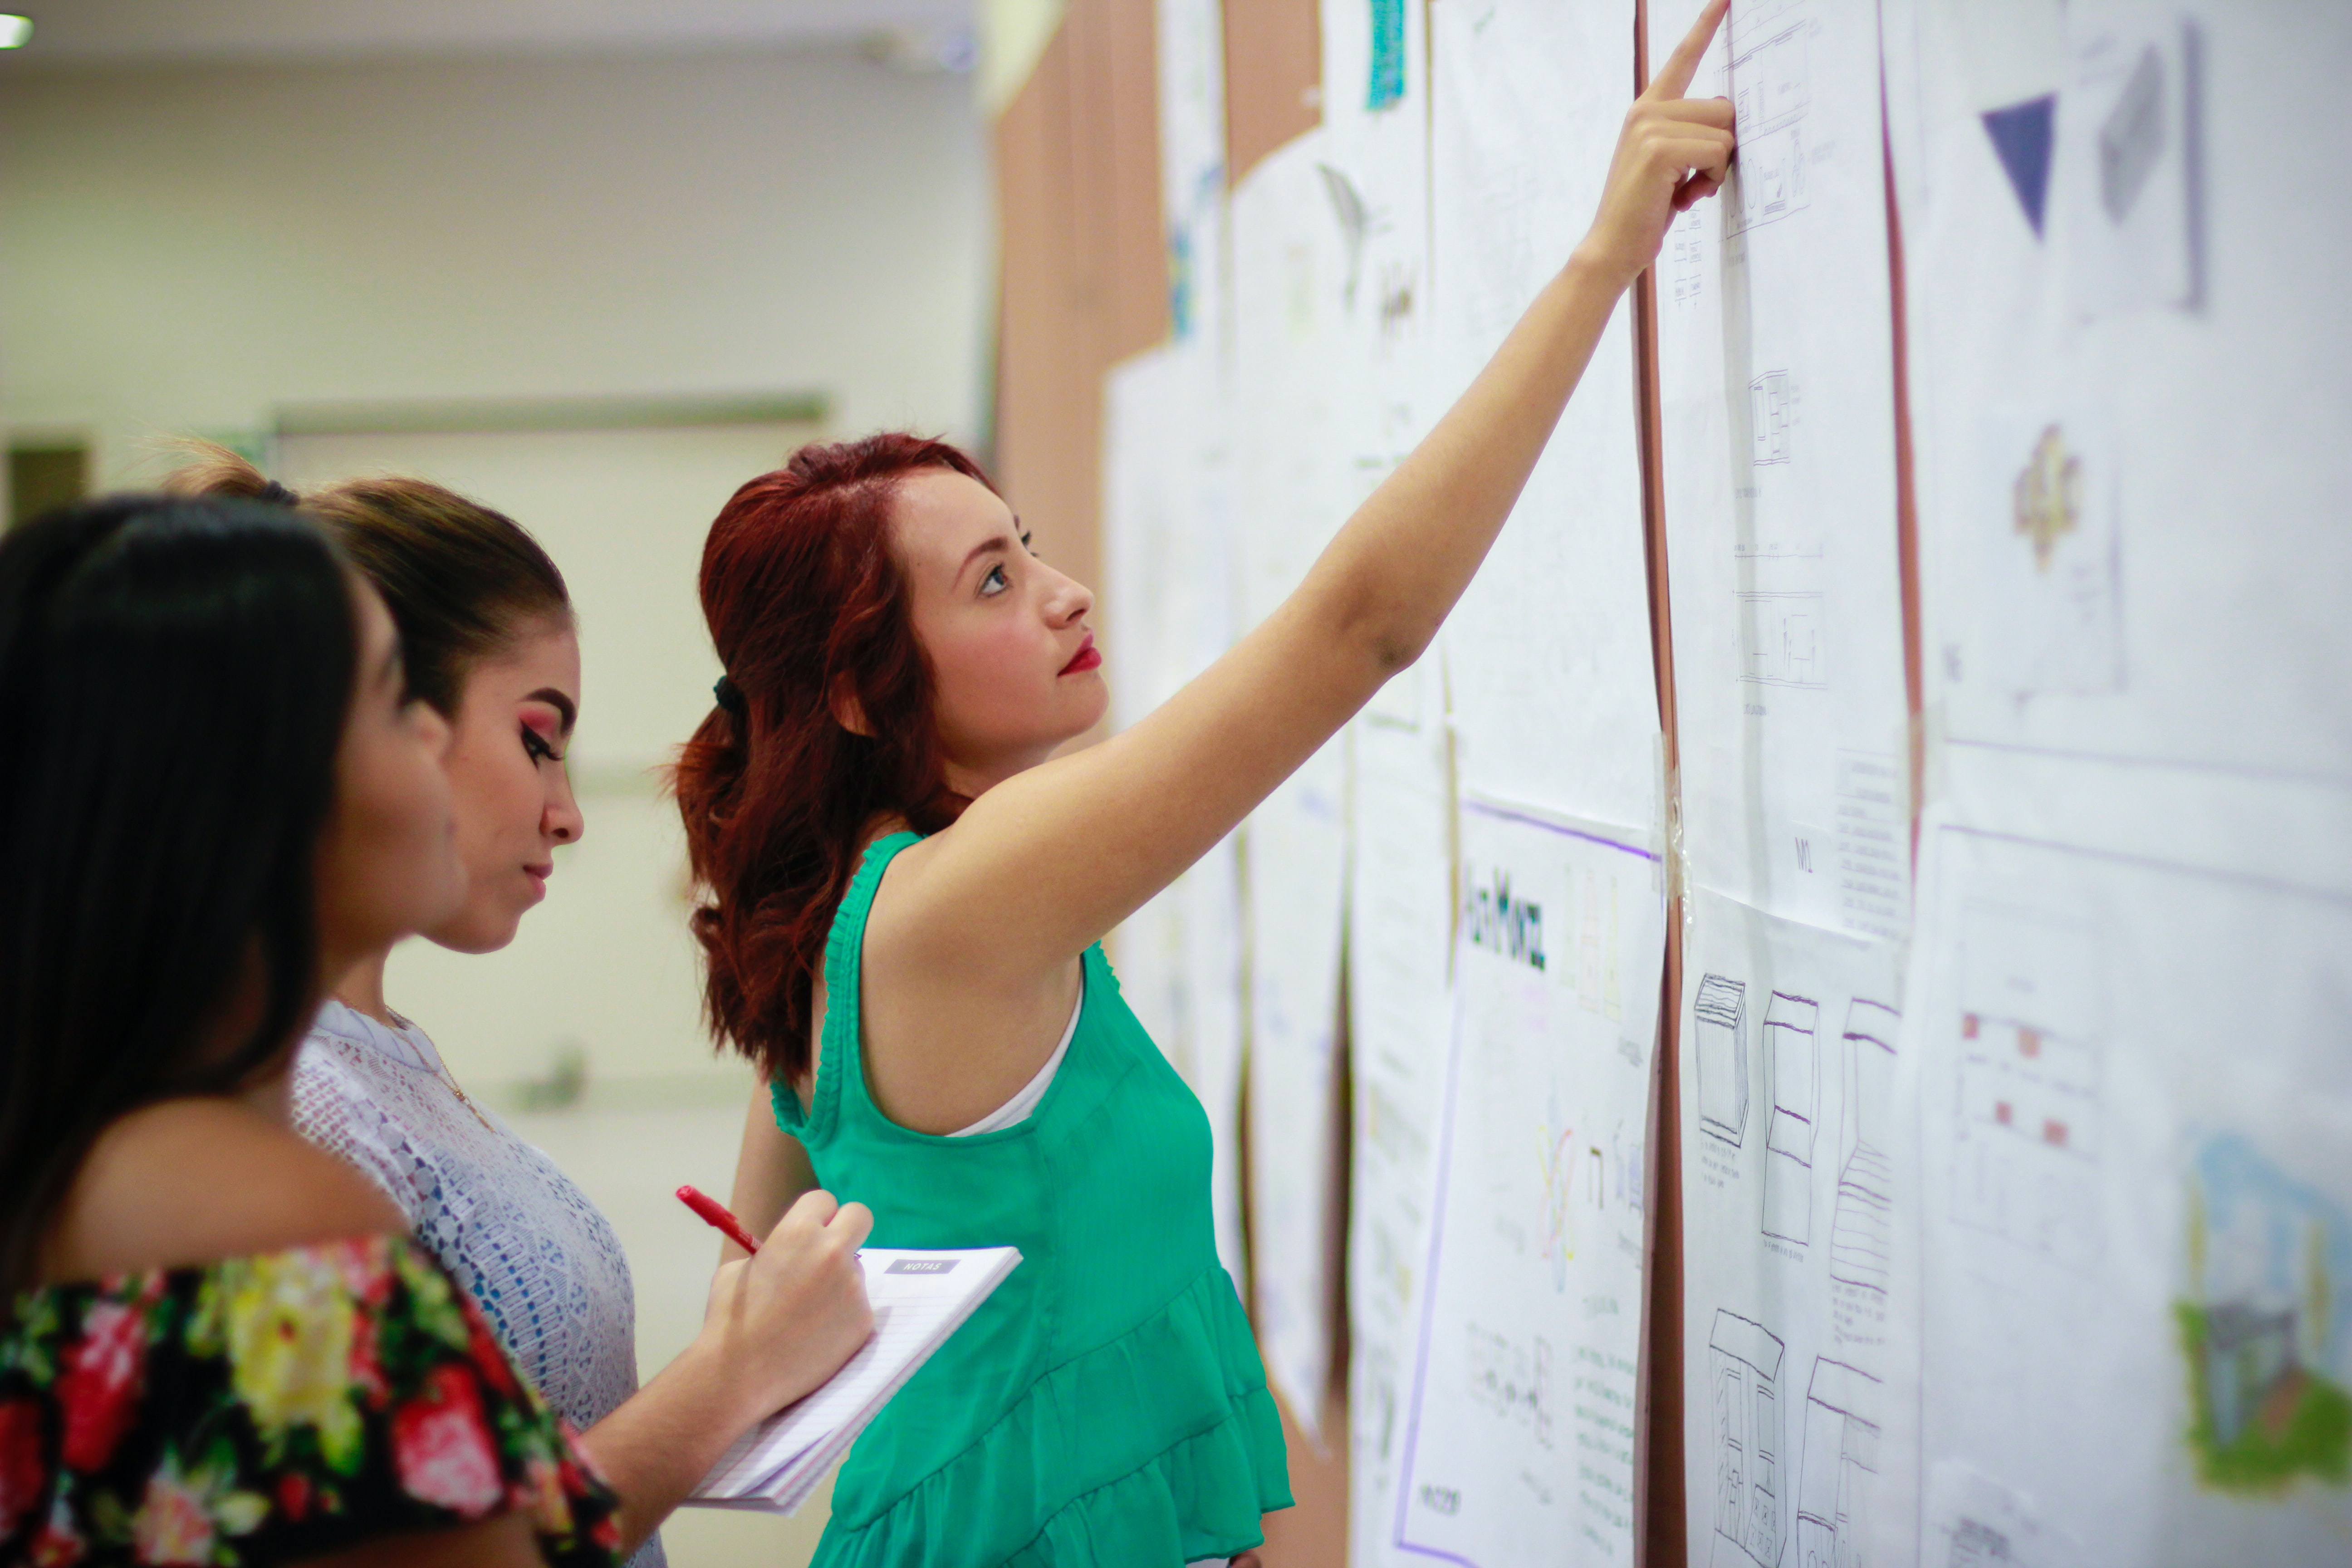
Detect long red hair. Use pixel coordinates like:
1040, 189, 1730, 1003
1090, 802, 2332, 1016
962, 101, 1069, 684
674, 434, 990, 1084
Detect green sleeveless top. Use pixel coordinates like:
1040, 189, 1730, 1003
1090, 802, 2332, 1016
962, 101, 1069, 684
772, 833, 1290, 1567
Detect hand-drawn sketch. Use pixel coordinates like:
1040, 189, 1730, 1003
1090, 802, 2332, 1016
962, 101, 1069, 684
1830, 1000, 1900, 1294
1951, 902, 2104, 1271
1739, 593, 1829, 688
1763, 992, 1821, 1245
2179, 1132, 2352, 1494
1696, 974, 1751, 1148
1709, 1309, 1789, 1568
1465, 1324, 1554, 1450
1725, 5, 1814, 236
1796, 1358, 1882, 1568
1751, 371, 1796, 465
2062, 12, 2201, 314
1976, 413, 2122, 696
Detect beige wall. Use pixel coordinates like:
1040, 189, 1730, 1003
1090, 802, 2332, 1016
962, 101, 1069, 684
0, 45, 991, 477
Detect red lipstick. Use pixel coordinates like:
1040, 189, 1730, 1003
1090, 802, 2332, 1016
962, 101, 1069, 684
1058, 634, 1101, 676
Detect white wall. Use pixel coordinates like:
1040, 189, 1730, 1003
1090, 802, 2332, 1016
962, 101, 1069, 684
0, 45, 991, 475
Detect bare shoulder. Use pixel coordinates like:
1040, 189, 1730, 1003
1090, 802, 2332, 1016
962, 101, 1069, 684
43, 1097, 404, 1285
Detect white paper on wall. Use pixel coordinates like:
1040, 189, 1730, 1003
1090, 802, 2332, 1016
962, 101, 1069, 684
1427, 0, 1660, 833
1245, 739, 1351, 1434
1156, 0, 1228, 345
1886, 0, 2352, 794
1676, 885, 1918, 1568
1318, 0, 1435, 468
1393, 798, 1665, 1566
1651, 0, 1911, 940
1900, 815, 2352, 1566
1346, 650, 1455, 1568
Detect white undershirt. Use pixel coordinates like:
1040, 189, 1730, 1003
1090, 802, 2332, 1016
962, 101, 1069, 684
948, 971, 1083, 1136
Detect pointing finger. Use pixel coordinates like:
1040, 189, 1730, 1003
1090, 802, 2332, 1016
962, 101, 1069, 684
1651, 0, 1729, 102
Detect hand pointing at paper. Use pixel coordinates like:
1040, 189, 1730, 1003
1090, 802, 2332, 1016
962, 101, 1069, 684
1580, 0, 1737, 287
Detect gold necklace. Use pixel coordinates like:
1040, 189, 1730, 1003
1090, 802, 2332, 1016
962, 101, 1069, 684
385, 1007, 496, 1132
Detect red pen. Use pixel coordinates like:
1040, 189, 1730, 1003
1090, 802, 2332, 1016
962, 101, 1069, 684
676, 1184, 762, 1254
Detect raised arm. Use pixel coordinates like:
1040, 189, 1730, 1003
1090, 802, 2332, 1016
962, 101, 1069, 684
894, 2, 1732, 978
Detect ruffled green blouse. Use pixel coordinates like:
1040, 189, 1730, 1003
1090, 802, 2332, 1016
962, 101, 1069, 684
772, 833, 1290, 1566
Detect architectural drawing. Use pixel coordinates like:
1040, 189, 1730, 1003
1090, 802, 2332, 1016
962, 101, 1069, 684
1750, 370, 1795, 465
1795, 1358, 1882, 1568
1951, 902, 2104, 1271
1829, 1000, 1900, 1294
1709, 1309, 1788, 1568
1696, 974, 1750, 1147
1739, 593, 1828, 688
1762, 992, 1821, 1245
1725, 5, 1813, 236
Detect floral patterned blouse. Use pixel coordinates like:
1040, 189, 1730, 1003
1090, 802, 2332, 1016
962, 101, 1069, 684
0, 1233, 622, 1567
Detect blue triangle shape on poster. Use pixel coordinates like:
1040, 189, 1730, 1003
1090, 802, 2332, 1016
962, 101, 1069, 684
1982, 94, 2057, 237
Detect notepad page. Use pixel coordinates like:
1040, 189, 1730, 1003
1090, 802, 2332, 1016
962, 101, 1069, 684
689, 1246, 1022, 1506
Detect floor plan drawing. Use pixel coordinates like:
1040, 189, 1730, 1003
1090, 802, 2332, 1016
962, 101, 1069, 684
1725, 4, 1814, 236
1709, 1309, 1789, 1568
1830, 999, 1900, 1293
1750, 370, 1796, 465
1738, 592, 1829, 688
1795, 1357, 1882, 1568
1763, 992, 1822, 1245
1696, 973, 1751, 1148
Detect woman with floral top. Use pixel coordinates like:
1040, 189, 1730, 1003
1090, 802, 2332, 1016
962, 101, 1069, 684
0, 494, 863, 1566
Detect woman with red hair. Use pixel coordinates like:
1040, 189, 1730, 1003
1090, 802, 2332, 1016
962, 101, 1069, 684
678, 9, 1734, 1563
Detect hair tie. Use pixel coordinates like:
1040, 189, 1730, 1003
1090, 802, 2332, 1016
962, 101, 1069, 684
713, 675, 748, 718
256, 480, 301, 508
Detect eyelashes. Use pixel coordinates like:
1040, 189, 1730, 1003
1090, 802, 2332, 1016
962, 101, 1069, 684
521, 725, 564, 765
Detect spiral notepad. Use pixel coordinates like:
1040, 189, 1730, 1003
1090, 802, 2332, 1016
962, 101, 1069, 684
684, 1246, 1022, 1514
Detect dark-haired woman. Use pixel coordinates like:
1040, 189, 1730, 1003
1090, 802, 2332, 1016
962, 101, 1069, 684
167, 449, 877, 1566
0, 493, 620, 1564
683, 11, 1735, 1565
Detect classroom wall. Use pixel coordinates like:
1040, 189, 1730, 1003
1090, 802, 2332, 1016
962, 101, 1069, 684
0, 44, 991, 477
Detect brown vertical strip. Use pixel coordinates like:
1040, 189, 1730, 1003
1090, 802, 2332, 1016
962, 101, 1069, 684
1222, 0, 1323, 188
1880, 72, 1926, 875
1630, 3, 1689, 1565
991, 0, 1169, 620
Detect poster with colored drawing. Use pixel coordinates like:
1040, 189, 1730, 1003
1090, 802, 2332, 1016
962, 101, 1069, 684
1651, 0, 1910, 939
1392, 798, 1665, 1566
1426, 0, 1659, 832
1904, 817, 2352, 1566
1885, 0, 2352, 799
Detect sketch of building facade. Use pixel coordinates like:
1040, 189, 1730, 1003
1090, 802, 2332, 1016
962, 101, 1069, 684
1795, 1358, 1882, 1568
1830, 1000, 1900, 1292
1709, 1309, 1788, 1568
1696, 974, 1750, 1147
1762, 992, 1821, 1244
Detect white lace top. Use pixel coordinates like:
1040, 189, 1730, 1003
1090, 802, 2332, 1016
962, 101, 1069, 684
292, 1001, 666, 1568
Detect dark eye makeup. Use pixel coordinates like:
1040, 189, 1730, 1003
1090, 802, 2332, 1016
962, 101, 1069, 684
521, 725, 563, 765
